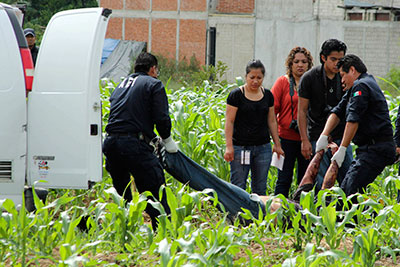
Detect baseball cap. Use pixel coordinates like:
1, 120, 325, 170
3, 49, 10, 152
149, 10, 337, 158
24, 28, 35, 37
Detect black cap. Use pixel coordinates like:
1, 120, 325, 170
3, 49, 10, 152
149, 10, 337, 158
24, 28, 35, 37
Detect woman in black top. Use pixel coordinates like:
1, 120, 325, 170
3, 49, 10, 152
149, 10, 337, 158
224, 59, 284, 195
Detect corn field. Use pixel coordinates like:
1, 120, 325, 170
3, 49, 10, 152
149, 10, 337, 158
1, 79, 400, 266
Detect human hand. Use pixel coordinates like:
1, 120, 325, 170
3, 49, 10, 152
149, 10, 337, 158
162, 136, 178, 153
224, 146, 234, 162
331, 145, 347, 168
273, 144, 285, 159
316, 135, 329, 152
301, 140, 313, 160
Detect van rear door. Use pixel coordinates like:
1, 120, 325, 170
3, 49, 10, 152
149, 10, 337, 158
0, 5, 28, 205
27, 8, 111, 189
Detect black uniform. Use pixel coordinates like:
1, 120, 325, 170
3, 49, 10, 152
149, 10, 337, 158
103, 72, 171, 228
331, 73, 396, 195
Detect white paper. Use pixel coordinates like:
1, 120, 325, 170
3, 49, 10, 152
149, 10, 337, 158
271, 152, 284, 171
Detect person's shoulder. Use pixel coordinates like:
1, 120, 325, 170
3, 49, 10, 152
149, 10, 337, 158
263, 87, 273, 95
229, 87, 241, 96
303, 65, 322, 79
275, 75, 288, 84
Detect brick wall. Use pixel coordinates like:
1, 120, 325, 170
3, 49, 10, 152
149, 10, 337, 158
100, 0, 122, 9
125, 18, 149, 42
153, 0, 177, 11
100, 0, 208, 65
126, 0, 150, 10
216, 0, 254, 14
181, 0, 207, 11
106, 17, 123, 39
151, 19, 177, 58
313, 0, 343, 19
179, 19, 206, 63
344, 24, 400, 78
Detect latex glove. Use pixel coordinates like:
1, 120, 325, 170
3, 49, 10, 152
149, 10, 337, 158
331, 145, 347, 168
162, 136, 178, 153
316, 135, 329, 152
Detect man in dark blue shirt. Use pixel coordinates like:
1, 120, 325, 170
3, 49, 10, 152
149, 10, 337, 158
316, 54, 395, 196
103, 52, 177, 229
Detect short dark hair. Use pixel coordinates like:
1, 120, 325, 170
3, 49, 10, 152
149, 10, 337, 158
134, 52, 158, 73
245, 59, 265, 76
337, 54, 367, 74
319, 39, 347, 64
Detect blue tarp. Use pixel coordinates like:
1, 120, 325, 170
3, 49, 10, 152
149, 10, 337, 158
101, 38, 120, 64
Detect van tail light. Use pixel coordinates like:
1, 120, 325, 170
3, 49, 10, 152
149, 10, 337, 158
20, 48, 34, 91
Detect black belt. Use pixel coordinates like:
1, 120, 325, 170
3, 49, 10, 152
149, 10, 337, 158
107, 132, 145, 140
358, 136, 393, 146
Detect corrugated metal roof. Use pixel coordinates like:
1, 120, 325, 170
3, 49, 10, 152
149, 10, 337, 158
340, 0, 400, 9
343, 0, 375, 8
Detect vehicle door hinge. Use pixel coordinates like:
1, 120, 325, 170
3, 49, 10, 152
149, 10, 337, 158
93, 102, 101, 112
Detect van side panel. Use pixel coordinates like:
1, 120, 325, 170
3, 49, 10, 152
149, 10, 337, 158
27, 8, 109, 188
0, 10, 27, 205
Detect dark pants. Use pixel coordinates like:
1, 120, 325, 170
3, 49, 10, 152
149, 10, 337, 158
340, 141, 396, 196
274, 138, 309, 197
103, 135, 170, 229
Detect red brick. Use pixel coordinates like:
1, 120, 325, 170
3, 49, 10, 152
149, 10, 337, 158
106, 17, 123, 39
179, 19, 206, 65
216, 0, 254, 14
153, 0, 177, 11
99, 0, 123, 9
180, 0, 206, 11
151, 19, 177, 58
125, 18, 149, 42
126, 0, 150, 10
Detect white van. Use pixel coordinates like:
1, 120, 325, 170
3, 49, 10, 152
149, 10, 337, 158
0, 3, 111, 207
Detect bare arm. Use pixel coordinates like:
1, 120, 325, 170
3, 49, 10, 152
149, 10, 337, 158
321, 113, 341, 137
224, 104, 238, 162
297, 97, 312, 159
268, 106, 284, 158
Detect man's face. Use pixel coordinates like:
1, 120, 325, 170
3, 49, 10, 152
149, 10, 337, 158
339, 66, 357, 91
322, 51, 345, 74
25, 34, 36, 47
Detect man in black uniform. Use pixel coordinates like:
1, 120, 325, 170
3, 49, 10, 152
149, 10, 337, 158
298, 39, 353, 192
317, 54, 396, 196
24, 28, 39, 66
103, 52, 177, 229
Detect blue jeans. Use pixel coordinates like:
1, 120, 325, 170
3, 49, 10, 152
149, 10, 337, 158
274, 138, 310, 197
311, 139, 353, 192
162, 151, 266, 220
230, 143, 272, 195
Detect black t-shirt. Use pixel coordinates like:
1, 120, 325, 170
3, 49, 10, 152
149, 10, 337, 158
298, 65, 346, 141
227, 87, 274, 146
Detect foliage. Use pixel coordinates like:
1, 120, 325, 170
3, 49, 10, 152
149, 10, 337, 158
378, 65, 400, 97
156, 54, 229, 90
3, 76, 400, 266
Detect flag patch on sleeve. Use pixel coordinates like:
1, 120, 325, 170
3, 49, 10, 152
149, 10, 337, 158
353, 91, 362, 97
